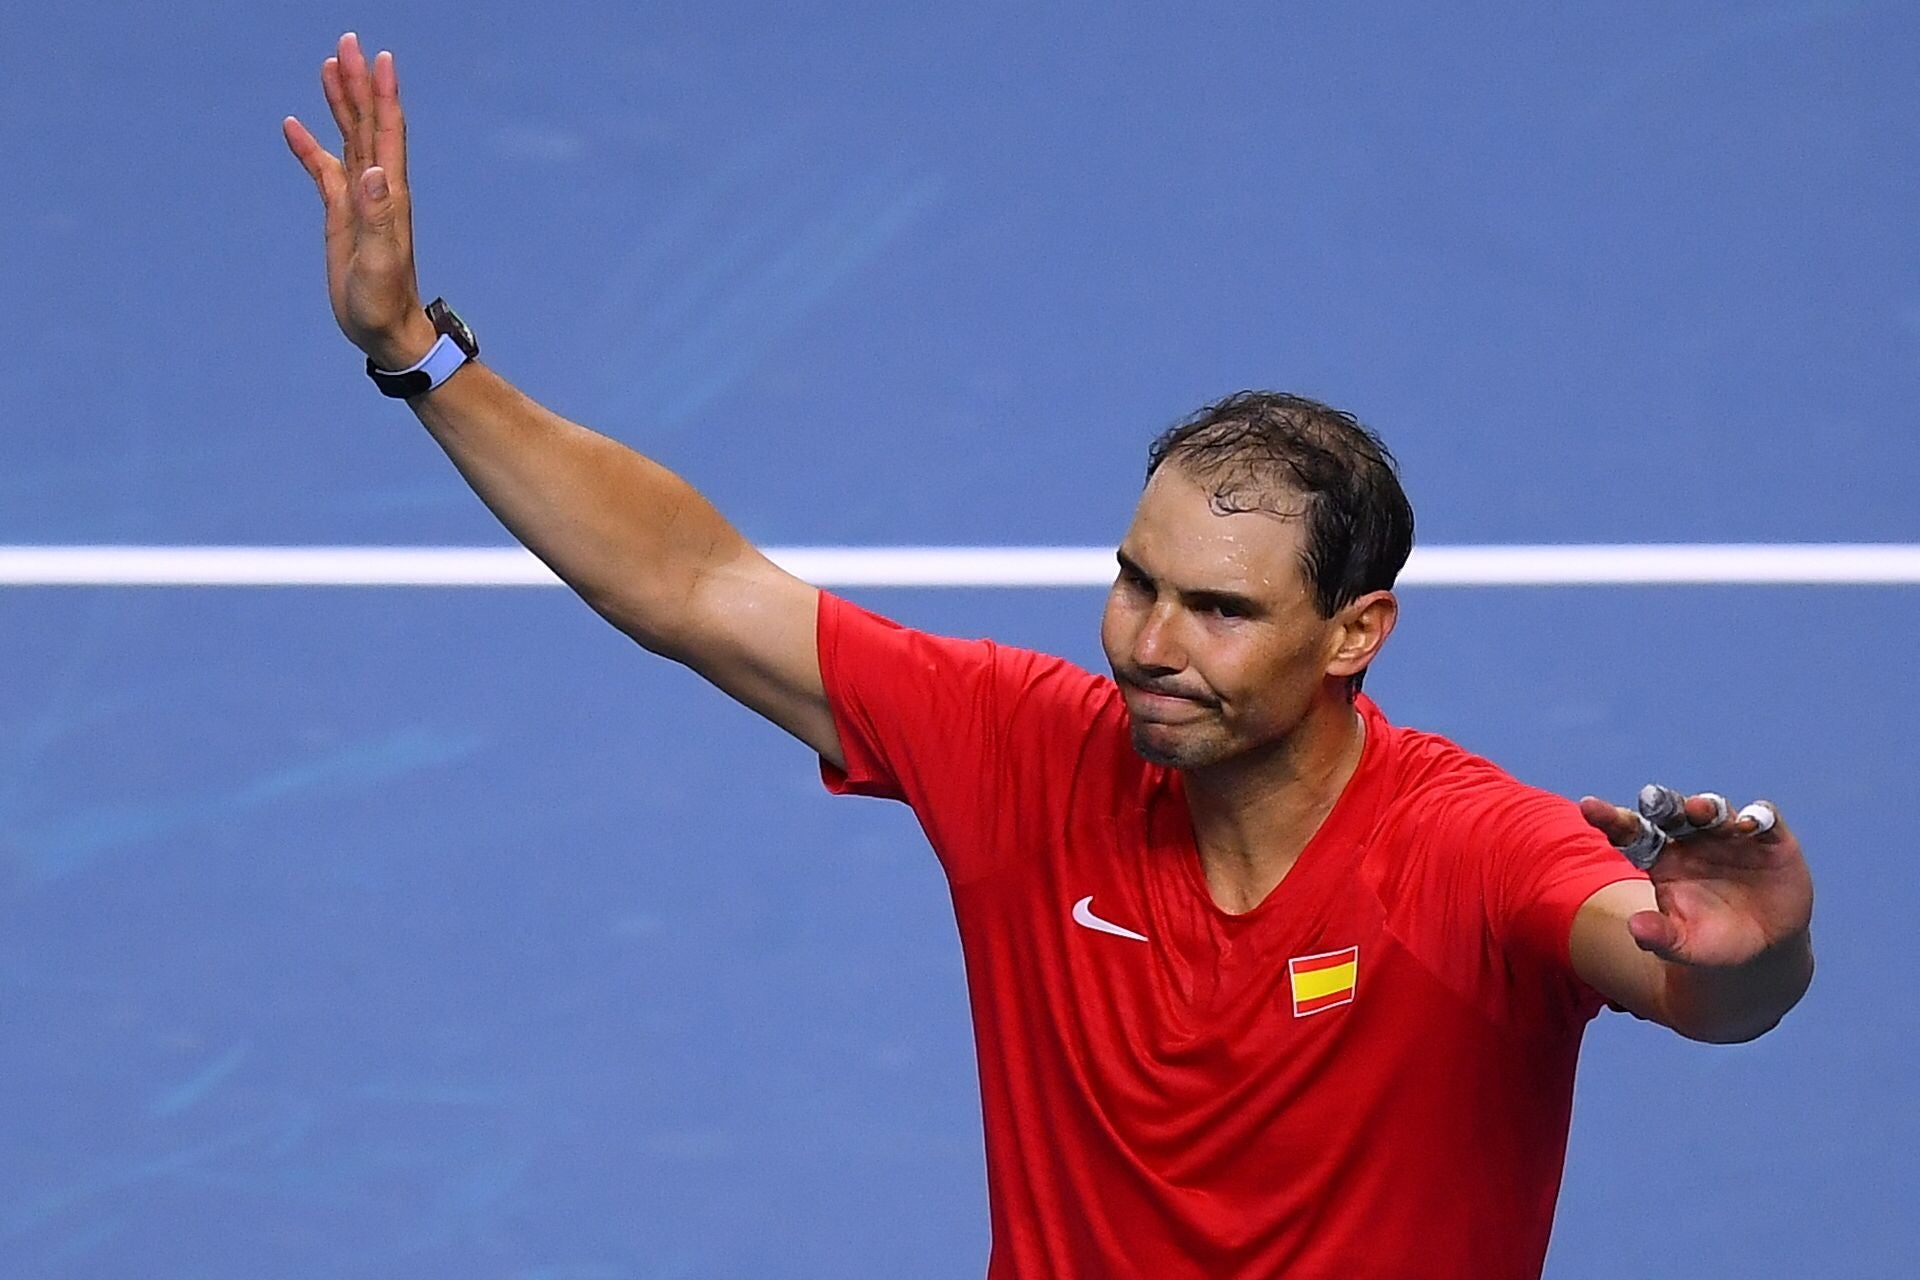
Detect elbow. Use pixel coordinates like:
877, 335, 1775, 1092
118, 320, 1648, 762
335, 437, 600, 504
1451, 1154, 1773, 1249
574, 585, 689, 660
575, 555, 715, 661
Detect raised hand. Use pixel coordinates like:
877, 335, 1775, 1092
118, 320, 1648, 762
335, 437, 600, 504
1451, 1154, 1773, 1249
1579, 789, 1814, 969
282, 32, 437, 370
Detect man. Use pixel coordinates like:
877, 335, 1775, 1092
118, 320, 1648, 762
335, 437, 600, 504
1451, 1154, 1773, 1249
283, 33, 1815, 1279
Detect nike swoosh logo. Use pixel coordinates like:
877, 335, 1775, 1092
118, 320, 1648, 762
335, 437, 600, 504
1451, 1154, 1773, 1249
1072, 895, 1149, 943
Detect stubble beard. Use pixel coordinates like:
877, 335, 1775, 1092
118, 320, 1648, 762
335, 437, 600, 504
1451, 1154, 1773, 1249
1128, 704, 1308, 775
1128, 719, 1233, 770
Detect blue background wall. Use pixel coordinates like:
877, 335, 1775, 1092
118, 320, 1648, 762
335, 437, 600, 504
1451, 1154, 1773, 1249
3, 3, 1916, 1276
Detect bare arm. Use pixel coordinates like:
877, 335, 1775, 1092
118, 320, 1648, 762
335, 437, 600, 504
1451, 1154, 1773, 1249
283, 33, 842, 768
407, 364, 842, 767
1571, 879, 1812, 1042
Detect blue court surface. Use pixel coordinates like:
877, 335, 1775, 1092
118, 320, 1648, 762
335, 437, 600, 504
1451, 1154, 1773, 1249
4, 4, 1917, 1277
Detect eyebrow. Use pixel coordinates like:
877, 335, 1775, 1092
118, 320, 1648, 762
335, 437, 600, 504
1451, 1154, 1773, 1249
1115, 549, 1266, 617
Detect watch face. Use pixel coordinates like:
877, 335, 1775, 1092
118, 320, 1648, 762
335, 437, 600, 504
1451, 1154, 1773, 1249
427, 297, 479, 358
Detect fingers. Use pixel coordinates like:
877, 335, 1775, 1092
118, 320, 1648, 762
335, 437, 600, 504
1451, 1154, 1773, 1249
1588, 783, 1791, 863
1683, 792, 1733, 832
1637, 783, 1689, 835
1637, 784, 1733, 838
281, 116, 345, 199
371, 49, 409, 191
1737, 800, 1782, 840
330, 32, 377, 181
316, 33, 411, 259
1579, 796, 1640, 845
320, 56, 354, 169
1616, 810, 1666, 870
283, 115, 353, 263
1673, 792, 1779, 840
1579, 796, 1666, 869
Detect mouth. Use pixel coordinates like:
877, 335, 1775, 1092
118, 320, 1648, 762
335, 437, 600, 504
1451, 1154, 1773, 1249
1119, 680, 1214, 721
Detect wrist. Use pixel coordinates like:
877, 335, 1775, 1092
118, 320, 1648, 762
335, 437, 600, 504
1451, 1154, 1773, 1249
366, 313, 440, 372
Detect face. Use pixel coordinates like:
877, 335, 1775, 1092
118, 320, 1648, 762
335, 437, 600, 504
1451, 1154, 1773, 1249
1099, 465, 1374, 770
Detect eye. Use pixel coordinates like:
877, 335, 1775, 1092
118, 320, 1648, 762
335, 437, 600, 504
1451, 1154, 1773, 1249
1193, 595, 1250, 620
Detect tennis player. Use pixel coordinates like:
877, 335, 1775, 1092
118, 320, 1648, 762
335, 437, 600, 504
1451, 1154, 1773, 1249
285, 34, 1816, 1279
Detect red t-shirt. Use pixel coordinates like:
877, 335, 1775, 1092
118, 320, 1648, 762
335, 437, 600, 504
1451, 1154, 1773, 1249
816, 594, 1646, 1279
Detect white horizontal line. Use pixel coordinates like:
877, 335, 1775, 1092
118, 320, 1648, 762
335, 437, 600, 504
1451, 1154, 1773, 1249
2, 544, 1918, 587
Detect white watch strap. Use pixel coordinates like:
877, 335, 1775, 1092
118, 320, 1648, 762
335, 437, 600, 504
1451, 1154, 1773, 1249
376, 333, 470, 390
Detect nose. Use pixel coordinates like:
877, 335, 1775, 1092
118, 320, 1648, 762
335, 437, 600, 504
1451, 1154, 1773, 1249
1132, 602, 1184, 675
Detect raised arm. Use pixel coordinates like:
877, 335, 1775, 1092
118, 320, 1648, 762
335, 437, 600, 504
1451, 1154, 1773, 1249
282, 33, 842, 769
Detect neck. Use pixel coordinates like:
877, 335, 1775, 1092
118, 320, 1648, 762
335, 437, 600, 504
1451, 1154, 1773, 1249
1183, 692, 1367, 914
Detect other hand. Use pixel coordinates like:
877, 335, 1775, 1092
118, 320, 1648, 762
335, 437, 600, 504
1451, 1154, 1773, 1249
1579, 790, 1814, 968
282, 32, 437, 369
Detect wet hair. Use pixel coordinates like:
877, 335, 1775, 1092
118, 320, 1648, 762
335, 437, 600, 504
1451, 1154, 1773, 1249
1145, 391, 1415, 692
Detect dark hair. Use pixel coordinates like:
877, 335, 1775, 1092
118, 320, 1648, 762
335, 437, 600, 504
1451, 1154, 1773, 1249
1145, 391, 1415, 691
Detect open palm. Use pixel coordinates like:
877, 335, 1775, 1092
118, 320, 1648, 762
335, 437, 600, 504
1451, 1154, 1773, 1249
281, 32, 435, 369
1580, 792, 1814, 967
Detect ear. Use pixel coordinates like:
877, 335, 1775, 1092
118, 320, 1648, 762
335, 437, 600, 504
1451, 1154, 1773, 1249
1325, 591, 1399, 679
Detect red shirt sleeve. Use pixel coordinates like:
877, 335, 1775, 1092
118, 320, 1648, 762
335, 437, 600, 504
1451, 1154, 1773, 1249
814, 592, 1116, 883
1472, 780, 1650, 1019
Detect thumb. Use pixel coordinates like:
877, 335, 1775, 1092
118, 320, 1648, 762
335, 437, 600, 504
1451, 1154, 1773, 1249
1628, 908, 1684, 960
357, 166, 397, 229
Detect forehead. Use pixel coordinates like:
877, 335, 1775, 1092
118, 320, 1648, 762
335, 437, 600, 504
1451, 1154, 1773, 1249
1121, 465, 1309, 596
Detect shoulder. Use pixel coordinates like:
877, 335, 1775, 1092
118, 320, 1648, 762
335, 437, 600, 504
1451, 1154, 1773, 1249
1362, 702, 1598, 871
819, 590, 1127, 750
1371, 708, 1540, 818
1357, 702, 1638, 1019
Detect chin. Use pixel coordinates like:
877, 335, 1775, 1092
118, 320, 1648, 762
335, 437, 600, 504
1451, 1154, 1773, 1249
1129, 731, 1182, 767
1129, 723, 1229, 770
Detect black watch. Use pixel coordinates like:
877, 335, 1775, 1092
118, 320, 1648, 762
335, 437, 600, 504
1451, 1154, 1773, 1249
365, 298, 480, 398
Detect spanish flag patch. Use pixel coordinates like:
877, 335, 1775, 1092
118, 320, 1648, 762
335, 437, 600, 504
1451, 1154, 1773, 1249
1288, 945, 1359, 1017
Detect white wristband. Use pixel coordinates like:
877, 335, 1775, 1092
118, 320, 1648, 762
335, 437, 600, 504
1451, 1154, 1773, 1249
374, 333, 470, 392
